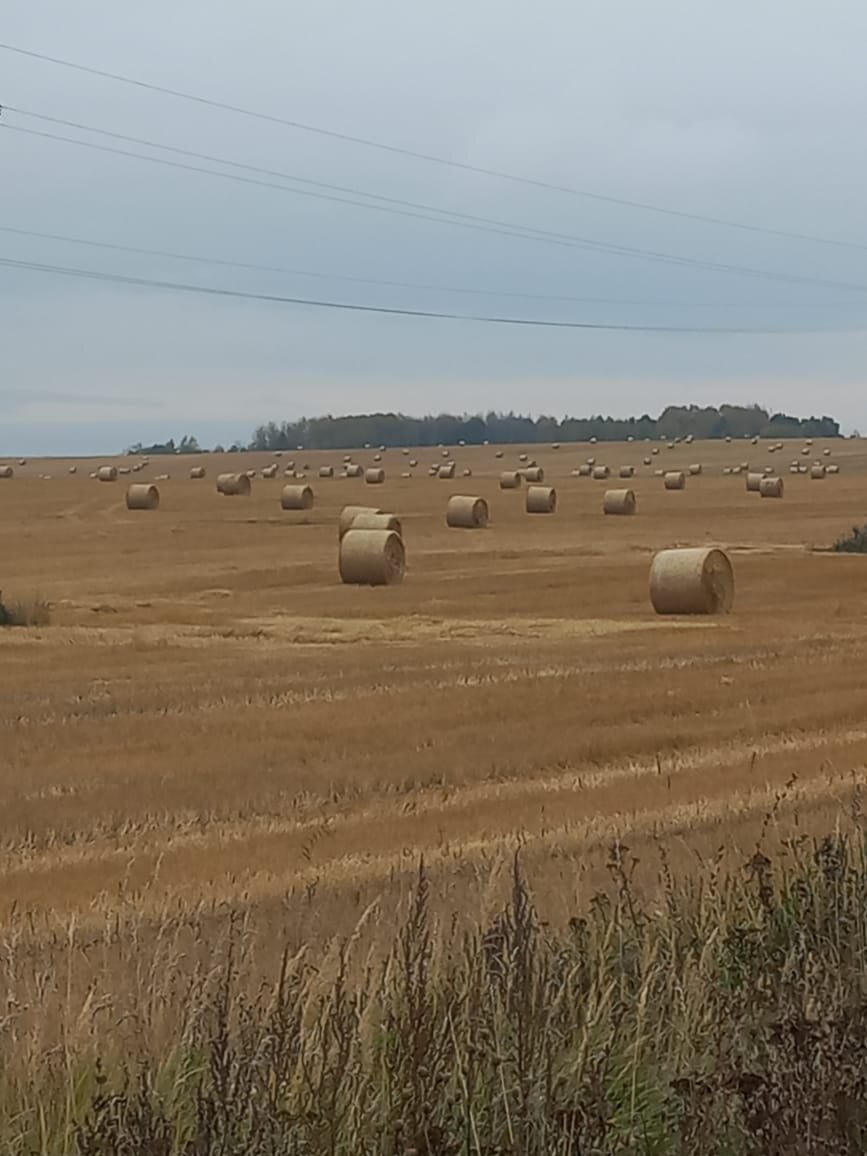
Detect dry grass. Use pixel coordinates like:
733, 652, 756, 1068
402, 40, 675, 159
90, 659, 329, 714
2, 437, 867, 1148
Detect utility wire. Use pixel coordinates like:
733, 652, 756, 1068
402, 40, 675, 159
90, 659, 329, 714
6, 118, 867, 295
0, 255, 855, 333
1, 40, 864, 253
0, 224, 850, 309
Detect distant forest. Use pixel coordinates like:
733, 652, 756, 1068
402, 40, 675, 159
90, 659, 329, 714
128, 404, 841, 455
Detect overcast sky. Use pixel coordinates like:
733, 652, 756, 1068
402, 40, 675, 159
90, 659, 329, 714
2, 0, 867, 453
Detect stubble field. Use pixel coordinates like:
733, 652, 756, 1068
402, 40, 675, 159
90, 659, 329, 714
3, 435, 867, 1120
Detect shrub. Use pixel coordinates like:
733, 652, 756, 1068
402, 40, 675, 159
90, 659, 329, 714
833, 524, 867, 553
0, 591, 51, 627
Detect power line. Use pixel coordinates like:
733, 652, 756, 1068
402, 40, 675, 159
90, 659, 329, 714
1, 40, 864, 253
0, 224, 850, 310
0, 254, 854, 333
6, 118, 867, 295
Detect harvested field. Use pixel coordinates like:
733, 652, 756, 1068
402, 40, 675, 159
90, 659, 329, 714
2, 436, 867, 1144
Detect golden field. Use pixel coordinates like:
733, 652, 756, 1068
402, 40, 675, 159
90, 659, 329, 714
0, 439, 866, 976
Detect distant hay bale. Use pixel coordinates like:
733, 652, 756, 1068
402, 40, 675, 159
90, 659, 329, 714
798, 464, 809, 474
441, 449, 450, 459
280, 484, 314, 510
643, 457, 652, 466
651, 447, 660, 455
339, 506, 383, 537
592, 465, 609, 480
763, 466, 774, 476
495, 450, 504, 459
751, 436, 759, 445
653, 468, 665, 477
577, 464, 592, 476
590, 436, 597, 444
801, 446, 810, 455
789, 465, 800, 474
688, 463, 702, 476
685, 434, 694, 444
68, 466, 77, 475
745, 472, 763, 492
262, 465, 278, 479
523, 466, 544, 482
339, 529, 405, 586
649, 547, 734, 615
319, 466, 334, 478
499, 471, 522, 489
586, 457, 596, 466
618, 465, 634, 478
154, 474, 170, 481
805, 439, 813, 446
438, 462, 456, 479
461, 467, 473, 477
759, 476, 784, 498
245, 470, 257, 479
519, 452, 529, 462
828, 464, 840, 474
402, 448, 410, 455
190, 466, 206, 479
823, 448, 832, 456
552, 442, 561, 450
446, 495, 489, 528
0, 466, 13, 479
125, 483, 160, 510
723, 467, 732, 475
667, 442, 675, 450
365, 467, 385, 484
118, 467, 131, 476
345, 463, 363, 478
373, 453, 383, 463
216, 472, 251, 496
810, 464, 826, 479
428, 466, 439, 477
603, 488, 636, 515
401, 471, 412, 478
526, 485, 557, 514
725, 436, 732, 443
663, 471, 685, 490
97, 466, 118, 482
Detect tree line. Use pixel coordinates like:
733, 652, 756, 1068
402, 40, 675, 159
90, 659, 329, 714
126, 405, 841, 454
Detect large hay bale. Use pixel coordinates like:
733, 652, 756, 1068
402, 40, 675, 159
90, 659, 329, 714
745, 472, 763, 492
688, 463, 702, 476
438, 463, 456, 479
318, 466, 334, 478
125, 483, 160, 510
97, 465, 118, 482
810, 464, 826, 479
603, 488, 636, 515
618, 465, 635, 479
446, 495, 489, 528
190, 466, 206, 479
365, 467, 385, 484
280, 484, 314, 510
339, 529, 405, 586
351, 512, 402, 534
345, 463, 363, 478
526, 485, 557, 514
577, 464, 592, 477
0, 466, 13, 479
759, 476, 784, 498
499, 471, 522, 489
592, 465, 610, 480
649, 547, 734, 615
339, 505, 383, 538
216, 472, 251, 496
522, 466, 544, 482
663, 471, 686, 490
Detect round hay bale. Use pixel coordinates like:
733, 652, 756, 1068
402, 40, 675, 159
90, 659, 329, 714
97, 466, 118, 482
190, 466, 206, 479
345, 463, 363, 478
428, 466, 439, 477
216, 472, 251, 496
68, 465, 77, 475
499, 471, 522, 489
798, 464, 809, 474
592, 465, 610, 480
438, 463, 456, 479
18, 459, 27, 466
828, 464, 840, 474
522, 466, 544, 483
576, 464, 592, 477
281, 484, 314, 510
643, 457, 652, 466
245, 470, 257, 479
688, 463, 702, 476
759, 476, 784, 498
446, 495, 489, 528
125, 483, 160, 510
745, 472, 763, 492
339, 529, 405, 586
751, 436, 759, 445
409, 459, 418, 468
619, 465, 635, 479
603, 488, 636, 515
154, 474, 170, 481
801, 446, 810, 455
590, 436, 598, 444
365, 467, 385, 485
519, 452, 529, 463
823, 447, 832, 457
725, 436, 732, 443
552, 442, 561, 450
651, 447, 660, 455
319, 466, 334, 478
118, 467, 131, 476
649, 547, 734, 615
441, 449, 450, 459
586, 457, 596, 466
373, 453, 382, 463
400, 471, 412, 478
262, 465, 278, 479
461, 468, 473, 477
763, 466, 774, 476
663, 471, 686, 490
526, 485, 556, 514
810, 464, 826, 479
495, 450, 504, 459
722, 466, 732, 476
653, 468, 665, 477
351, 512, 402, 534
339, 505, 382, 538
805, 439, 814, 446
0, 465, 13, 478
